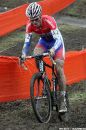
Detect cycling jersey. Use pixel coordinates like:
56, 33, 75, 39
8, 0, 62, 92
22, 15, 65, 58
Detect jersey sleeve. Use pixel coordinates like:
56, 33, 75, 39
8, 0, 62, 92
26, 22, 32, 33
22, 22, 32, 56
51, 28, 64, 50
22, 33, 32, 56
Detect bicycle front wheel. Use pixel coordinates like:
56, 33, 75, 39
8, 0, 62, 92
30, 72, 52, 123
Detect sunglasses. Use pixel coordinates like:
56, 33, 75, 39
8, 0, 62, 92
30, 17, 41, 22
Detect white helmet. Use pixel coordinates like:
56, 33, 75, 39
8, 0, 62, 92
26, 2, 42, 20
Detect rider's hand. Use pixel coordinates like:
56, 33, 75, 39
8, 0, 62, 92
19, 55, 26, 65
49, 48, 55, 56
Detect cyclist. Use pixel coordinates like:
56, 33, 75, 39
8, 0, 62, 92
20, 2, 67, 113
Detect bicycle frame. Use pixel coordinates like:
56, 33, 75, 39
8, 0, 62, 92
34, 53, 58, 106
23, 52, 58, 105
43, 60, 58, 105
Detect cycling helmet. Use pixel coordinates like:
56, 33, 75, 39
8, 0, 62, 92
26, 2, 42, 20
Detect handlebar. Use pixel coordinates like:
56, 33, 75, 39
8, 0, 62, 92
25, 52, 49, 59
19, 52, 56, 70
26, 52, 56, 65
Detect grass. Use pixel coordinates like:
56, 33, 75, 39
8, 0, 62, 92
0, 0, 28, 8
0, 28, 25, 51
59, 24, 80, 31
59, 0, 86, 18
68, 80, 86, 104
69, 91, 86, 103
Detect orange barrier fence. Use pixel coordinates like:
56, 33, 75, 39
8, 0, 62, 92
0, 50, 86, 102
0, 0, 76, 37
0, 4, 28, 37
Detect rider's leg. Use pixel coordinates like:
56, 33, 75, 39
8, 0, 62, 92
55, 59, 66, 91
33, 38, 46, 70
54, 46, 67, 113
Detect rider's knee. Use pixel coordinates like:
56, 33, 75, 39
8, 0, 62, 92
33, 47, 44, 55
55, 59, 64, 68
55, 59, 64, 75
33, 47, 44, 70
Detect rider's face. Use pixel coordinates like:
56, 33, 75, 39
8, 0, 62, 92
30, 17, 42, 27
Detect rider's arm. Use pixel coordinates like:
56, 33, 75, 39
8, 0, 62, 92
51, 28, 63, 50
22, 33, 32, 57
45, 16, 63, 50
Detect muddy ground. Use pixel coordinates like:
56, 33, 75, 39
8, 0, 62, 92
0, 22, 86, 130
0, 94, 85, 130
0, 82, 86, 130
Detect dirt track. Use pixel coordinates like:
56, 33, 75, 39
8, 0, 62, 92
0, 92, 86, 130
0, 21, 86, 129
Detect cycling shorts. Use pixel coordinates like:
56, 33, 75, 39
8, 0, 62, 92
35, 38, 65, 60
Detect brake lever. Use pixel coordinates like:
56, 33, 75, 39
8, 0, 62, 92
21, 63, 28, 70
19, 57, 28, 71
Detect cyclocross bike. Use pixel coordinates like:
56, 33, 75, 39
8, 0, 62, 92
21, 52, 69, 123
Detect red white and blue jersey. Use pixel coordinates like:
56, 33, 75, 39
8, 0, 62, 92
26, 15, 56, 34
22, 15, 65, 57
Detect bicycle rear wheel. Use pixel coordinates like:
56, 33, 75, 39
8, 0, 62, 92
30, 72, 52, 123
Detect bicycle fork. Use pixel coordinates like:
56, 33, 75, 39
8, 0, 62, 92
38, 58, 58, 107
38, 60, 48, 96
52, 77, 58, 105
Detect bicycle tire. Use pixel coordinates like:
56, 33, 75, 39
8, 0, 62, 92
30, 72, 52, 123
